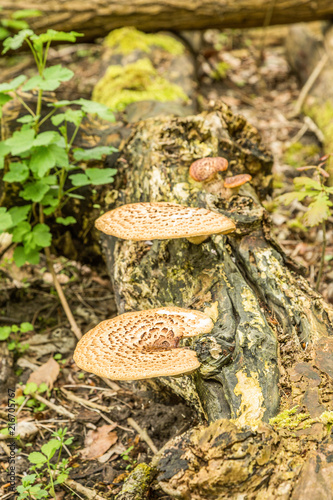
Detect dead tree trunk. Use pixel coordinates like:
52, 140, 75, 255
2, 0, 333, 41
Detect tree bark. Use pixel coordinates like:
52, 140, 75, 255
2, 0, 333, 42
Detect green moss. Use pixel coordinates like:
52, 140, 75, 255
269, 406, 314, 429
117, 463, 155, 499
283, 142, 320, 168
319, 411, 333, 431
104, 27, 184, 56
305, 100, 333, 174
92, 58, 188, 111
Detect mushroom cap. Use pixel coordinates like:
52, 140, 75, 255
224, 174, 252, 188
95, 202, 236, 240
73, 307, 214, 380
189, 157, 228, 182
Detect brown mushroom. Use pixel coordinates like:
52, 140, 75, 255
95, 202, 235, 245
189, 157, 228, 182
224, 174, 252, 190
73, 307, 214, 380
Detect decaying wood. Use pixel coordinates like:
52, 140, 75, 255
2, 0, 333, 41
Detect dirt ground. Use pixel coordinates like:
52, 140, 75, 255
0, 22, 332, 499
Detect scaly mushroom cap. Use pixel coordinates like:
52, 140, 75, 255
95, 202, 235, 240
189, 157, 228, 182
73, 307, 214, 380
224, 174, 252, 188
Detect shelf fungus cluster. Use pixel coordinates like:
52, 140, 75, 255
95, 201, 236, 244
73, 307, 214, 380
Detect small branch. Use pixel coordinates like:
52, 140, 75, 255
61, 388, 111, 412
33, 392, 75, 418
127, 417, 159, 454
64, 479, 107, 500
315, 221, 327, 291
290, 52, 329, 118
44, 247, 82, 340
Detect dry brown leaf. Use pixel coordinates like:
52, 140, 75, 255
27, 357, 60, 389
80, 424, 118, 460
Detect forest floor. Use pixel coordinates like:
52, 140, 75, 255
0, 22, 332, 500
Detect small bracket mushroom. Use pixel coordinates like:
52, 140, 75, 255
73, 307, 214, 380
189, 157, 228, 182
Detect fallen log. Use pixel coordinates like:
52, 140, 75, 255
2, 0, 333, 42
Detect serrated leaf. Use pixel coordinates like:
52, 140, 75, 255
48, 144, 69, 168
5, 128, 35, 155
20, 180, 50, 202
293, 177, 322, 191
8, 205, 31, 226
17, 114, 35, 124
41, 438, 61, 459
0, 326, 11, 340
0, 75, 27, 92
0, 207, 13, 232
55, 472, 69, 484
56, 216, 76, 226
51, 113, 65, 126
86, 168, 116, 185
30, 146, 56, 177
3, 162, 29, 183
303, 193, 332, 227
33, 131, 60, 147
23, 65, 74, 91
69, 173, 90, 187
2, 29, 33, 53
24, 382, 38, 395
32, 224, 51, 247
63, 108, 84, 126
12, 221, 31, 243
73, 146, 117, 161
28, 452, 47, 465
74, 98, 115, 122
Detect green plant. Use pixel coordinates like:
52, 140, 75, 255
17, 427, 73, 499
0, 8, 42, 41
278, 154, 333, 291
16, 382, 49, 413
0, 28, 117, 267
0, 321, 33, 354
121, 445, 137, 470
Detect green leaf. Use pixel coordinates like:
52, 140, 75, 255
0, 140, 11, 161
12, 221, 31, 243
48, 99, 74, 108
32, 29, 83, 45
21, 473, 37, 487
0, 207, 13, 232
31, 224, 51, 247
68, 193, 85, 200
86, 168, 116, 185
30, 146, 56, 177
48, 144, 69, 168
2, 29, 34, 53
69, 173, 90, 187
51, 113, 65, 126
38, 382, 48, 393
0, 326, 11, 341
24, 382, 38, 395
303, 193, 332, 227
23, 65, 74, 92
0, 93, 12, 118
74, 99, 115, 122
20, 322, 34, 332
3, 162, 29, 182
41, 438, 61, 459
20, 181, 49, 202
0, 75, 27, 92
56, 216, 76, 226
55, 472, 69, 484
61, 108, 84, 126
12, 10, 42, 19
17, 114, 35, 124
2, 19, 29, 31
5, 128, 35, 155
293, 177, 322, 191
277, 191, 309, 205
8, 205, 31, 226
0, 27, 10, 41
33, 131, 60, 147
28, 452, 47, 465
73, 146, 117, 161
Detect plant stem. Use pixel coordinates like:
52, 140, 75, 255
315, 221, 326, 292
47, 461, 56, 498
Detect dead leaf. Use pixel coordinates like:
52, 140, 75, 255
17, 419, 38, 440
27, 357, 60, 389
97, 442, 126, 463
80, 424, 118, 460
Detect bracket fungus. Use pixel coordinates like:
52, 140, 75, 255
224, 174, 252, 191
73, 307, 214, 380
189, 157, 228, 182
95, 202, 235, 244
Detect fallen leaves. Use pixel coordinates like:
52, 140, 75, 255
80, 424, 118, 460
27, 357, 60, 389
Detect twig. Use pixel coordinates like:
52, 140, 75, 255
315, 221, 327, 292
64, 479, 107, 500
61, 388, 112, 412
45, 247, 82, 340
127, 417, 158, 454
33, 392, 75, 418
0, 441, 11, 456
290, 52, 329, 118
101, 377, 121, 392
